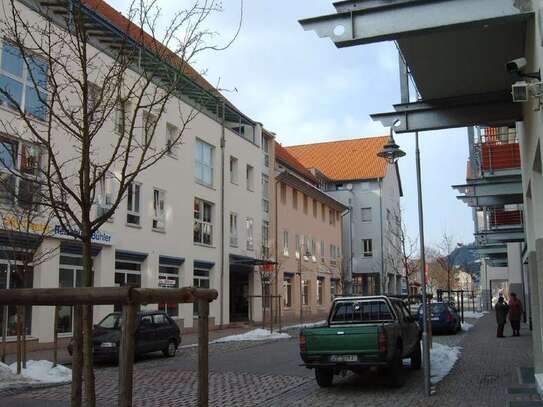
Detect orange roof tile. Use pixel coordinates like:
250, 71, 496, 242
275, 142, 318, 183
286, 136, 391, 181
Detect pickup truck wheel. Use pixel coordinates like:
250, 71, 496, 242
410, 341, 422, 370
386, 351, 406, 388
315, 367, 334, 387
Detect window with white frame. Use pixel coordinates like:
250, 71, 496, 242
166, 123, 179, 156
142, 110, 157, 144
194, 198, 213, 245
230, 156, 238, 184
320, 241, 325, 264
303, 236, 309, 260
302, 280, 309, 305
361, 207, 372, 222
311, 239, 316, 262
329, 209, 336, 226
114, 99, 128, 135
0, 137, 17, 205
262, 221, 270, 258
283, 230, 289, 256
295, 234, 300, 258
246, 165, 254, 191
283, 277, 292, 307
229, 212, 238, 247
330, 244, 337, 265
262, 137, 270, 167
363, 239, 373, 257
158, 264, 179, 317
262, 198, 270, 214
317, 278, 324, 305
246, 217, 254, 250
262, 174, 269, 198
0, 262, 33, 337
331, 279, 337, 299
193, 268, 210, 315
0, 42, 48, 121
97, 172, 115, 218
58, 262, 83, 334
195, 139, 214, 186
153, 188, 165, 231
114, 259, 142, 311
126, 182, 141, 225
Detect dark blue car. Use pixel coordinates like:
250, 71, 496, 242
416, 302, 461, 334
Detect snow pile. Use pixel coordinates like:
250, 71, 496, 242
284, 321, 326, 330
463, 311, 488, 319
462, 322, 474, 332
430, 343, 461, 384
212, 329, 290, 343
0, 360, 71, 385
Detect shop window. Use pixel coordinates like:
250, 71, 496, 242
284, 278, 292, 308
0, 263, 33, 337
158, 264, 180, 317
193, 268, 210, 316
302, 280, 309, 306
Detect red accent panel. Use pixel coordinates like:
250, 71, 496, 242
482, 143, 521, 171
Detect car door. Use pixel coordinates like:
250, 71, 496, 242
136, 314, 155, 353
399, 301, 420, 352
152, 313, 171, 351
391, 300, 411, 357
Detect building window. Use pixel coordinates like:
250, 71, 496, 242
114, 259, 142, 311
295, 234, 300, 259
302, 280, 309, 305
166, 123, 179, 156
194, 199, 213, 245
331, 279, 337, 299
361, 207, 372, 222
313, 199, 318, 218
363, 239, 373, 257
262, 199, 270, 214
262, 174, 269, 199
153, 188, 165, 231
353, 276, 363, 295
284, 277, 292, 307
311, 239, 316, 262
330, 245, 338, 266
329, 209, 336, 226
262, 221, 270, 258
321, 204, 326, 222
292, 190, 298, 209
230, 156, 238, 184
97, 172, 115, 218
195, 139, 214, 186
193, 268, 210, 316
303, 236, 309, 260
246, 217, 254, 250
280, 183, 287, 204
320, 241, 325, 264
142, 110, 157, 144
283, 230, 289, 256
0, 42, 48, 121
229, 212, 238, 247
126, 182, 141, 226
263, 137, 270, 167
0, 263, 33, 336
158, 264, 180, 317
246, 165, 254, 191
114, 100, 128, 135
58, 264, 82, 333
303, 194, 308, 214
317, 278, 324, 305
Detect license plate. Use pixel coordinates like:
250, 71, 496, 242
431, 317, 440, 321
330, 355, 357, 362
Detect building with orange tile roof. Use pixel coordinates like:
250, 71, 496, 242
286, 137, 404, 296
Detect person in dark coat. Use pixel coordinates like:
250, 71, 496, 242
508, 292, 524, 336
495, 297, 509, 338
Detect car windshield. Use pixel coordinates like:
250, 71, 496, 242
97, 313, 121, 329
418, 303, 447, 314
331, 300, 393, 323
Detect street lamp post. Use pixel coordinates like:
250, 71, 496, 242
378, 124, 432, 397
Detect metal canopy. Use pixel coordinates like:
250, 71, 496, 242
370, 92, 522, 134
475, 228, 525, 245
477, 244, 508, 257
453, 176, 523, 208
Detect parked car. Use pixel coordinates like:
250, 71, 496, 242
68, 311, 181, 361
299, 296, 421, 388
416, 302, 461, 334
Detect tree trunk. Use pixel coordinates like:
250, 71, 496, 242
16, 305, 22, 374
82, 235, 95, 407
1, 305, 7, 363
22, 307, 26, 369
71, 305, 83, 407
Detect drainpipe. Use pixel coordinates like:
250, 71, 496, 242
379, 179, 385, 294
219, 102, 226, 328
274, 178, 279, 298
341, 206, 352, 295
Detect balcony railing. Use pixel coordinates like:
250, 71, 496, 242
489, 209, 523, 227
481, 142, 521, 172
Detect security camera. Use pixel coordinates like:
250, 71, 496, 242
507, 57, 527, 73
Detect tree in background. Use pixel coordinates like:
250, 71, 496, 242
0, 0, 240, 404
436, 232, 463, 298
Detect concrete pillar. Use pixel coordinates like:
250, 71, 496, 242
140, 251, 159, 311
31, 238, 60, 343
93, 245, 115, 323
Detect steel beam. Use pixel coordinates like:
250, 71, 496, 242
299, 0, 533, 48
475, 229, 525, 245
370, 92, 522, 134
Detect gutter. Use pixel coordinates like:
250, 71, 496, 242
340, 206, 352, 295
379, 179, 385, 294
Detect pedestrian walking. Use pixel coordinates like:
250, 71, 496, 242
495, 297, 509, 338
508, 292, 524, 336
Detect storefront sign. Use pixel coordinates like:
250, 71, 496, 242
53, 225, 113, 245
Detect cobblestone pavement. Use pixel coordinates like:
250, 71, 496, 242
1, 314, 537, 406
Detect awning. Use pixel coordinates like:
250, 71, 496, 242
229, 254, 276, 267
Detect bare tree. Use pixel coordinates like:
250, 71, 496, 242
436, 233, 462, 298
0, 0, 240, 404
385, 208, 417, 299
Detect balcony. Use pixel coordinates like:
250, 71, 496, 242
489, 209, 523, 228
481, 143, 521, 172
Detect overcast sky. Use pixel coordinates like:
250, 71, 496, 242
111, 0, 475, 248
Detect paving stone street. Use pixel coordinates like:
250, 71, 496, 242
0, 313, 536, 406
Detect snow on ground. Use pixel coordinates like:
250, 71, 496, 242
462, 322, 474, 332
284, 321, 326, 330
0, 360, 71, 390
430, 343, 461, 384
211, 329, 291, 343
463, 311, 488, 319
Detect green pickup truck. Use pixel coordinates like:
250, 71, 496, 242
299, 296, 421, 388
